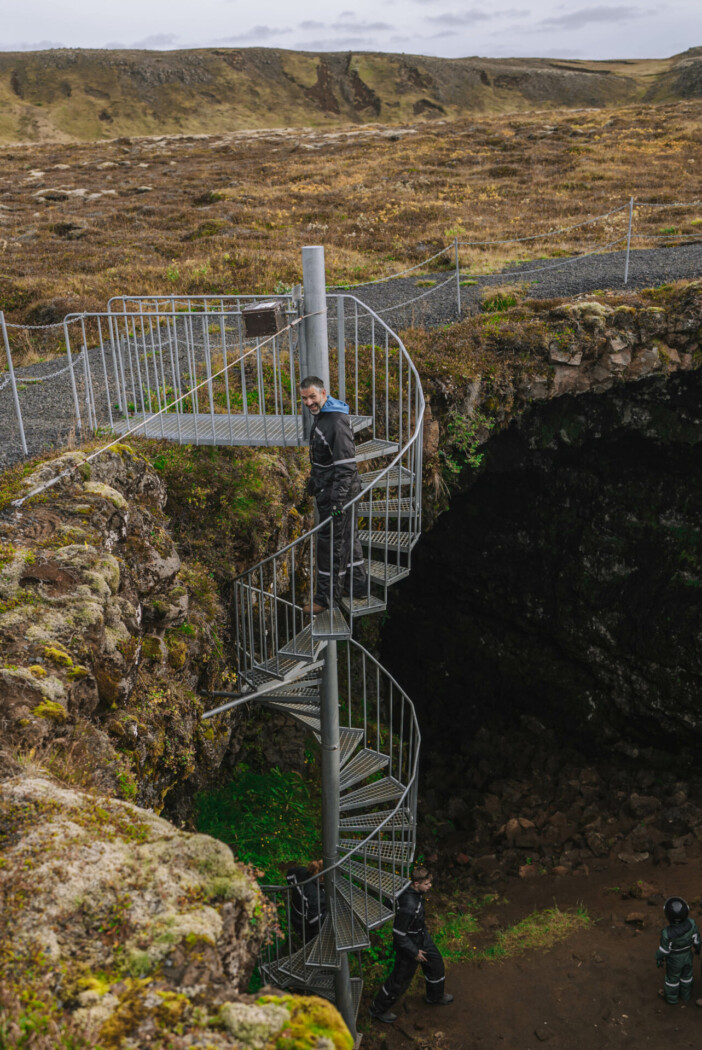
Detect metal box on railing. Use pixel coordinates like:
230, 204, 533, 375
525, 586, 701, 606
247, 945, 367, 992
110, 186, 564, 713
242, 300, 286, 338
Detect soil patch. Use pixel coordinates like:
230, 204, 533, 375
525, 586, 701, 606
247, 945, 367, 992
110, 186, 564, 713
361, 858, 702, 1049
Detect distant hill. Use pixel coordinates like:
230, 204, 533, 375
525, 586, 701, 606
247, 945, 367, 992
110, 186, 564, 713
0, 47, 700, 144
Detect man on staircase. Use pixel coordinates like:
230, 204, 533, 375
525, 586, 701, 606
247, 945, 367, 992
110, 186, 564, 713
299, 375, 367, 614
370, 865, 454, 1024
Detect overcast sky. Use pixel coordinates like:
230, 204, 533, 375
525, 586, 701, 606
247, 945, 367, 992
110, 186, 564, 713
1, 0, 699, 61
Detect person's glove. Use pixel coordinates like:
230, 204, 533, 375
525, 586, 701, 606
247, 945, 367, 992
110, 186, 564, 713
331, 503, 344, 518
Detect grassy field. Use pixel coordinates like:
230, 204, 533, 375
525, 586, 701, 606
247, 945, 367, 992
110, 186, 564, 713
0, 99, 700, 361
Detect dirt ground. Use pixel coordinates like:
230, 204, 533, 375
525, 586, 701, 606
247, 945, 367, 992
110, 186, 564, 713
360, 857, 702, 1050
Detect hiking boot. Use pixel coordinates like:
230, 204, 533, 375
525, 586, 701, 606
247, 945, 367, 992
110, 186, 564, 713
302, 601, 326, 615
658, 989, 677, 1004
425, 993, 454, 1006
370, 1007, 397, 1023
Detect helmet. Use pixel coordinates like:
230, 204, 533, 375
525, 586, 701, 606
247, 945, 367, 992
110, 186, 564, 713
664, 897, 689, 924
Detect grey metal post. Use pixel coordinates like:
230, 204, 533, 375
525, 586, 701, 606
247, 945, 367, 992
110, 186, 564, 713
624, 196, 634, 285
454, 237, 461, 318
302, 245, 330, 389
320, 639, 356, 1040
1, 312, 28, 456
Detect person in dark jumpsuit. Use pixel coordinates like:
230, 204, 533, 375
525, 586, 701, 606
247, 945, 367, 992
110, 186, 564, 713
286, 861, 326, 942
299, 376, 367, 613
370, 866, 453, 1023
656, 895, 700, 1004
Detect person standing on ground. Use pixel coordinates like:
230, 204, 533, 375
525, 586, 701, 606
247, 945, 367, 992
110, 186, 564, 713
656, 895, 700, 1004
299, 375, 367, 614
370, 865, 453, 1024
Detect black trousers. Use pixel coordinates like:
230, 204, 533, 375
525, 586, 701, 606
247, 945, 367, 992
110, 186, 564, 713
313, 485, 366, 608
372, 933, 446, 1010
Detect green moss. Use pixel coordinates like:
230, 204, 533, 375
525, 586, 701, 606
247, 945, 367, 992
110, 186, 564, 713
67, 665, 90, 680
44, 646, 73, 668
32, 699, 68, 723
257, 994, 353, 1050
29, 664, 47, 678
141, 635, 163, 662
166, 639, 187, 670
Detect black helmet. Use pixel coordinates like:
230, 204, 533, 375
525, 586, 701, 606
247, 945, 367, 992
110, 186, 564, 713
664, 896, 689, 924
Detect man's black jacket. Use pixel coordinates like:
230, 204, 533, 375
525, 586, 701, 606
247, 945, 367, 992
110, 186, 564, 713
309, 410, 359, 509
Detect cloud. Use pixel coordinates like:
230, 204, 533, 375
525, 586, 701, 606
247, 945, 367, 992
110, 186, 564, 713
538, 5, 653, 29
425, 6, 529, 24
331, 18, 394, 31
295, 35, 376, 50
300, 20, 325, 29
0, 39, 65, 51
213, 25, 290, 42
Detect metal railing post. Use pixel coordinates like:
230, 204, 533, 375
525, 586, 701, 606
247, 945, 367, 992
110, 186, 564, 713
1, 312, 28, 456
624, 196, 634, 285
336, 295, 346, 402
302, 245, 330, 392
454, 236, 461, 318
320, 639, 355, 1039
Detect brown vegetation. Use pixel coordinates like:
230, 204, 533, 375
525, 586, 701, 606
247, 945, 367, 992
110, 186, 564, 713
0, 100, 700, 358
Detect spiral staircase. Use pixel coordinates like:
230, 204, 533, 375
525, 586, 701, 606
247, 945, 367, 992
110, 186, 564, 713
200, 278, 424, 1038
68, 257, 424, 1040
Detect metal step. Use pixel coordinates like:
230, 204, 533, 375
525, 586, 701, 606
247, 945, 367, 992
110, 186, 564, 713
355, 439, 399, 464
338, 593, 387, 617
252, 652, 312, 680
339, 807, 413, 832
357, 498, 416, 517
339, 749, 389, 791
306, 915, 340, 969
334, 873, 394, 929
358, 530, 412, 553
278, 626, 316, 660
311, 606, 351, 641
263, 700, 320, 720
340, 777, 404, 811
277, 945, 319, 985
367, 559, 410, 586
339, 727, 365, 768
281, 710, 321, 733
262, 684, 320, 704
359, 464, 412, 488
339, 838, 414, 864
114, 411, 372, 447
344, 860, 409, 901
329, 891, 370, 952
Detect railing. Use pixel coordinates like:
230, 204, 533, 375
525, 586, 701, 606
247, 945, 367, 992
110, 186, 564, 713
232, 293, 424, 682
257, 639, 420, 978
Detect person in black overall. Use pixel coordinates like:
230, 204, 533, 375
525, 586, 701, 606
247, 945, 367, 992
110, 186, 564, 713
299, 376, 367, 613
286, 861, 325, 942
656, 895, 700, 1004
370, 866, 453, 1024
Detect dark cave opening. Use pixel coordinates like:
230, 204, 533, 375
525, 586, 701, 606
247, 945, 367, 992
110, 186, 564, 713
380, 370, 702, 800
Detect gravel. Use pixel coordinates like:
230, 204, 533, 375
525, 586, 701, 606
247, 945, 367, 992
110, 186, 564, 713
2, 242, 701, 476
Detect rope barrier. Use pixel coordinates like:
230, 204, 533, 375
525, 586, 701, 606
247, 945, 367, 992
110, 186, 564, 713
4, 316, 85, 330
459, 237, 628, 280
374, 276, 456, 316
456, 203, 631, 247
326, 245, 453, 290
636, 200, 702, 209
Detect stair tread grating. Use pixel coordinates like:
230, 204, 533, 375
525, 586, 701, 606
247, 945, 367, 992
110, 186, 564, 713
334, 874, 394, 929
311, 606, 351, 641
262, 686, 320, 703
339, 748, 389, 791
339, 807, 413, 831
306, 915, 340, 969
359, 464, 412, 488
358, 529, 412, 551
367, 559, 410, 585
357, 498, 416, 517
263, 700, 320, 717
252, 652, 312, 679
343, 860, 409, 900
339, 727, 365, 768
354, 438, 399, 464
340, 776, 404, 811
277, 945, 319, 984
330, 893, 370, 952
339, 838, 414, 863
339, 594, 387, 616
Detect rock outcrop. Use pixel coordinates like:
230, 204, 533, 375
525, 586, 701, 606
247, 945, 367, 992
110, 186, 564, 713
0, 443, 232, 811
0, 774, 352, 1049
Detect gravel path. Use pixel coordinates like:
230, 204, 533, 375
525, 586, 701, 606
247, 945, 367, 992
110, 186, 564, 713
2, 242, 701, 475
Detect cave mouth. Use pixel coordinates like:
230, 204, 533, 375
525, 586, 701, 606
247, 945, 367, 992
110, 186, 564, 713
380, 369, 702, 790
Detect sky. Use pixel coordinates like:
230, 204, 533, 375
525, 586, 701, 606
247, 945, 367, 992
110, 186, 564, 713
0, 0, 700, 61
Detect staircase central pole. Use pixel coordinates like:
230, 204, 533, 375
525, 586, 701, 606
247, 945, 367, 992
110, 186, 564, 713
320, 641, 356, 1040
301, 246, 329, 439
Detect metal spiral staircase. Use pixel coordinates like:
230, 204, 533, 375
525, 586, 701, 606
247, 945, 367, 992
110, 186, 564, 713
201, 252, 425, 1040
59, 248, 424, 1041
